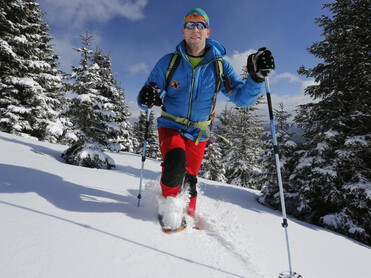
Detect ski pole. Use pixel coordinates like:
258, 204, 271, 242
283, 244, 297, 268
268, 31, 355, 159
264, 76, 298, 278
137, 108, 151, 207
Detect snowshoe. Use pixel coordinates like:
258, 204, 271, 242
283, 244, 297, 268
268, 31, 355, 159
158, 214, 187, 233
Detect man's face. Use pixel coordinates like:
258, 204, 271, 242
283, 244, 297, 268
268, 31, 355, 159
182, 21, 211, 49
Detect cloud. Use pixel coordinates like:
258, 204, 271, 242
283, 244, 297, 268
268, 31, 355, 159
270, 72, 301, 83
40, 0, 148, 27
259, 76, 317, 118
261, 77, 318, 119
39, 0, 147, 75
257, 91, 313, 115
224, 49, 256, 76
128, 62, 150, 76
300, 79, 317, 93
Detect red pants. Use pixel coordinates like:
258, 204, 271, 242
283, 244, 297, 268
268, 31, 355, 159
158, 127, 207, 216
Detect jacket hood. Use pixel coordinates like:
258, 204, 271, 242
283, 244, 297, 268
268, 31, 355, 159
176, 38, 226, 59
206, 38, 226, 57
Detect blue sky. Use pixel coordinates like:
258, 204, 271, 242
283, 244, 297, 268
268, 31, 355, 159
38, 0, 333, 119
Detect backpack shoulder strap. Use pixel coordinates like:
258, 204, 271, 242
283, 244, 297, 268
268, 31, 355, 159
165, 52, 181, 92
208, 57, 224, 133
216, 58, 233, 95
214, 57, 224, 93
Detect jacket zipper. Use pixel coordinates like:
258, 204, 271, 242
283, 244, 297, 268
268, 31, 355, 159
187, 68, 196, 120
179, 47, 214, 131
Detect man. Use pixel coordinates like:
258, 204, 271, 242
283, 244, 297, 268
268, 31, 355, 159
137, 8, 275, 230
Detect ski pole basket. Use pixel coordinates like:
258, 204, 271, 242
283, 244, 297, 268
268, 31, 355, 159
279, 271, 303, 278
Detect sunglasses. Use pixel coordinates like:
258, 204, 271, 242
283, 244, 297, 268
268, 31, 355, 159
184, 21, 208, 30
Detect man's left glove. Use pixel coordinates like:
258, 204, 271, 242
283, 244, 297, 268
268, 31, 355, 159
138, 82, 162, 108
247, 47, 275, 82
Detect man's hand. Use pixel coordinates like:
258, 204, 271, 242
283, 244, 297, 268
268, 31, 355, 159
138, 82, 162, 108
247, 47, 275, 82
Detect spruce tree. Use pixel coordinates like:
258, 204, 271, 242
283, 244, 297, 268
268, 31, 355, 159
133, 110, 161, 160
199, 104, 232, 182
219, 61, 267, 188
215, 104, 234, 156
224, 96, 265, 189
200, 141, 227, 183
0, 0, 65, 142
92, 47, 136, 152
291, 0, 371, 245
62, 31, 115, 169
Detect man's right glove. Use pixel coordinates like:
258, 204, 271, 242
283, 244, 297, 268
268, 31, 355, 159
247, 47, 275, 82
138, 82, 162, 108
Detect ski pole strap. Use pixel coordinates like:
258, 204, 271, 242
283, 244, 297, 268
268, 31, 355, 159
161, 110, 211, 145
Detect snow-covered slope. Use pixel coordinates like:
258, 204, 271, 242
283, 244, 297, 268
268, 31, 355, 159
0, 131, 370, 278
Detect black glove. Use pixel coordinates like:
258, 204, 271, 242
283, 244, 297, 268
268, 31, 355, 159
247, 47, 275, 82
138, 82, 162, 108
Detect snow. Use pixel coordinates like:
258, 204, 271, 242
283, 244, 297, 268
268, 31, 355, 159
8, 104, 31, 114
78, 142, 115, 168
46, 120, 64, 136
108, 142, 121, 152
0, 38, 17, 57
77, 94, 92, 102
39, 73, 62, 82
344, 135, 368, 146
321, 211, 365, 235
296, 156, 313, 169
1, 131, 371, 278
313, 166, 337, 178
9, 77, 43, 91
345, 181, 371, 198
157, 190, 189, 229
28, 60, 51, 70
64, 131, 78, 141
283, 140, 297, 148
13, 35, 28, 44
96, 109, 116, 118
106, 122, 120, 132
324, 130, 339, 138
316, 142, 328, 153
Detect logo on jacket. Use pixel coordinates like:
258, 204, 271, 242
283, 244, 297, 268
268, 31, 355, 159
171, 80, 180, 89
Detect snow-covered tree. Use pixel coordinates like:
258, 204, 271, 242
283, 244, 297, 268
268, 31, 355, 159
217, 61, 267, 188
290, 0, 371, 245
223, 96, 266, 189
197, 105, 231, 182
0, 0, 65, 142
62, 31, 114, 169
260, 102, 298, 208
92, 47, 136, 152
214, 104, 234, 155
133, 110, 161, 160
200, 141, 227, 183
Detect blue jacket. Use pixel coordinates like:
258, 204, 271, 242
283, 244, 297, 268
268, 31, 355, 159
138, 38, 264, 142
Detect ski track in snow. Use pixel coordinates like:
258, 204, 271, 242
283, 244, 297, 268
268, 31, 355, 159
144, 179, 263, 278
201, 208, 263, 278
